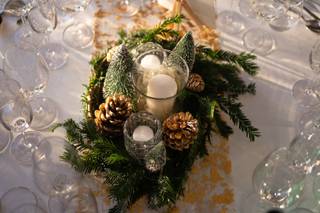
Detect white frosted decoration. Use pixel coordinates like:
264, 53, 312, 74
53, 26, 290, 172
146, 74, 177, 120
140, 54, 161, 70
132, 125, 154, 142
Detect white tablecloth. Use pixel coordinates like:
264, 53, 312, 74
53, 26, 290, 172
0, 0, 319, 212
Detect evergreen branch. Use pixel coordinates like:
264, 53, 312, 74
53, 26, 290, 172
217, 98, 260, 141
197, 47, 259, 76
213, 109, 233, 138
61, 144, 84, 171
148, 176, 176, 209
142, 15, 182, 42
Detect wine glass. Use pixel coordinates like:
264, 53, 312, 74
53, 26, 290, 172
105, 0, 143, 17
33, 136, 81, 195
48, 187, 98, 213
241, 0, 279, 55
13, 0, 48, 51
292, 40, 320, 108
0, 187, 39, 212
55, 0, 93, 49
268, 0, 304, 32
252, 147, 306, 209
4, 46, 59, 130
27, 0, 69, 70
217, 0, 246, 34
288, 135, 320, 174
0, 97, 43, 166
242, 27, 276, 55
296, 107, 320, 139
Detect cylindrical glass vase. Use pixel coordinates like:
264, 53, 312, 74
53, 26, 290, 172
132, 49, 189, 121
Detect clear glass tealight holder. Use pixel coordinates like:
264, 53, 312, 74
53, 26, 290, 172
132, 49, 189, 121
123, 111, 163, 162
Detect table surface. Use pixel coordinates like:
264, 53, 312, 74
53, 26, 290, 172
0, 0, 319, 212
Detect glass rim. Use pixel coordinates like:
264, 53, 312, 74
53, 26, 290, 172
132, 49, 190, 101
0, 186, 38, 206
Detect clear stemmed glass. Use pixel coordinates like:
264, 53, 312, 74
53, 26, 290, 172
241, 0, 278, 55
296, 107, 320, 139
105, 0, 143, 17
268, 0, 304, 32
292, 40, 320, 108
48, 187, 98, 213
0, 76, 21, 154
4, 46, 58, 130
242, 27, 276, 55
0, 97, 43, 166
33, 136, 81, 195
251, 147, 306, 210
13, 0, 48, 51
217, 0, 246, 34
55, 0, 93, 49
288, 135, 320, 174
33, 136, 98, 212
0, 187, 40, 213
27, 0, 69, 70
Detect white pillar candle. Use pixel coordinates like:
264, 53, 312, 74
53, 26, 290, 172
146, 74, 177, 120
132, 125, 154, 142
140, 54, 161, 70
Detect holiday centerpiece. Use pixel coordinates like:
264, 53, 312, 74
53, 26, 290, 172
55, 16, 260, 212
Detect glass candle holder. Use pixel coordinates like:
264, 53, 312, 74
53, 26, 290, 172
124, 111, 163, 161
132, 49, 189, 121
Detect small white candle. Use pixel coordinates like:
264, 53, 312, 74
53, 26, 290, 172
140, 54, 161, 70
133, 125, 154, 142
146, 74, 177, 120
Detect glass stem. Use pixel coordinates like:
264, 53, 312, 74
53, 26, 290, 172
21, 131, 29, 147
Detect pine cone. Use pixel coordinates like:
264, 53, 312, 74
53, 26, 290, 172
94, 95, 132, 135
163, 112, 198, 151
186, 73, 205, 92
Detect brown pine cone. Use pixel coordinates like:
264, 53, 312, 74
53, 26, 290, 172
163, 112, 199, 151
94, 94, 132, 135
186, 73, 205, 92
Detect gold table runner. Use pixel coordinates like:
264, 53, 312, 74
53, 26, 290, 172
92, 1, 235, 212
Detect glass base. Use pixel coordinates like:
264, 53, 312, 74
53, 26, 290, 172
38, 43, 69, 71
241, 193, 277, 213
63, 23, 93, 49
30, 97, 58, 131
0, 123, 12, 153
217, 11, 246, 34
292, 79, 320, 108
10, 131, 43, 166
243, 28, 276, 55
14, 26, 47, 50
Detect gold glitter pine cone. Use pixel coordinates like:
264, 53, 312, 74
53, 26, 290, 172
94, 94, 132, 135
186, 73, 205, 92
163, 112, 199, 151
